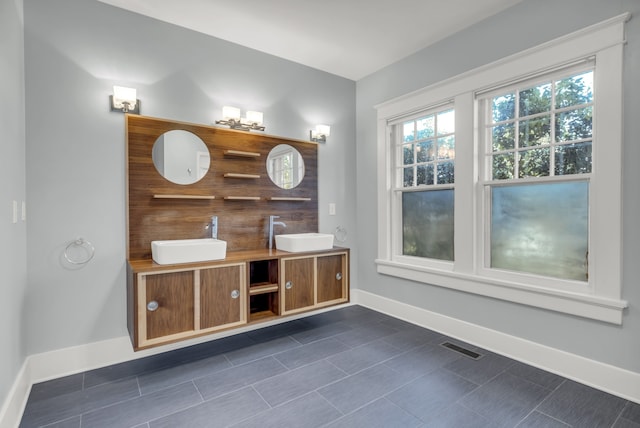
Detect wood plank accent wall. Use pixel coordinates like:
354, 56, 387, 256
126, 115, 318, 260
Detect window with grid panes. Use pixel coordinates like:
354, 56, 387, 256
375, 15, 627, 323
397, 107, 455, 261
479, 67, 593, 282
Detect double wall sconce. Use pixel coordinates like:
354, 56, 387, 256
215, 106, 265, 131
110, 86, 140, 114
310, 124, 331, 143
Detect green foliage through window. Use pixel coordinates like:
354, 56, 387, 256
488, 70, 593, 180
401, 109, 455, 187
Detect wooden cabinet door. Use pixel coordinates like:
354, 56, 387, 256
200, 265, 244, 329
317, 254, 346, 304
282, 257, 315, 313
144, 271, 194, 340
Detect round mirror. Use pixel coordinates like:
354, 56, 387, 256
152, 130, 210, 185
266, 144, 305, 189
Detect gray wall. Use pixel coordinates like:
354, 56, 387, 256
356, 0, 640, 372
0, 0, 27, 405
23, 0, 356, 355
16, 0, 639, 390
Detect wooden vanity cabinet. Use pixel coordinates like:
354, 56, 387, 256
144, 271, 195, 340
129, 262, 246, 350
127, 249, 349, 350
281, 257, 315, 313
199, 265, 246, 330
317, 254, 348, 305
281, 250, 349, 315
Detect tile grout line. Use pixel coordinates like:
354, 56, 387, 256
144, 381, 208, 427
607, 400, 631, 428
22, 307, 627, 428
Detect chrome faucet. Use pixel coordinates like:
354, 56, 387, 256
210, 216, 218, 239
269, 215, 286, 250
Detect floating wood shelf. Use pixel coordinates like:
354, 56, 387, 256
224, 173, 261, 179
268, 197, 312, 201
223, 150, 261, 158
223, 196, 261, 201
249, 284, 280, 295
153, 195, 216, 200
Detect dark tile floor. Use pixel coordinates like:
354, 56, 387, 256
19, 305, 640, 428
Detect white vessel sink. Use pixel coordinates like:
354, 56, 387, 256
275, 233, 334, 253
151, 238, 227, 265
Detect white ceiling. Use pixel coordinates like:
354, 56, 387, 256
98, 0, 522, 81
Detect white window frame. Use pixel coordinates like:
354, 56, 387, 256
391, 104, 456, 270
476, 64, 594, 294
375, 13, 629, 324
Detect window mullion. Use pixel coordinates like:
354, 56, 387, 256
453, 93, 473, 273
514, 91, 520, 179
550, 81, 557, 176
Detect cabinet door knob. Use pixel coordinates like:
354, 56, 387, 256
336, 272, 342, 280
230, 289, 240, 299
285, 280, 293, 290
147, 300, 159, 312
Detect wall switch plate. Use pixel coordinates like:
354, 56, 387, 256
329, 203, 336, 216
21, 201, 26, 221
12, 200, 18, 223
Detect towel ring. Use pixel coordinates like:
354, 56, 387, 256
64, 238, 95, 265
334, 226, 347, 243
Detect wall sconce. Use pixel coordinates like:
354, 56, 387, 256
215, 106, 265, 131
310, 124, 331, 143
110, 86, 140, 114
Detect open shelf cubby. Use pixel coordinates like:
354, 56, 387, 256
248, 259, 279, 320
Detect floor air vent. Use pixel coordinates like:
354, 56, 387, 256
441, 342, 482, 359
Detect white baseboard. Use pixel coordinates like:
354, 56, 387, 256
0, 304, 353, 428
0, 336, 144, 428
352, 289, 640, 404
0, 363, 29, 428
2, 294, 638, 427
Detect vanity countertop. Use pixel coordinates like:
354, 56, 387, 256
128, 246, 349, 273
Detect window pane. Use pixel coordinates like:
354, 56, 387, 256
555, 106, 592, 142
493, 153, 515, 180
397, 106, 454, 190
437, 109, 455, 136
416, 140, 434, 162
402, 190, 454, 261
555, 142, 592, 175
403, 122, 415, 142
555, 71, 593, 109
518, 147, 550, 178
437, 162, 454, 184
437, 136, 455, 160
416, 164, 433, 185
491, 182, 588, 281
492, 93, 515, 122
417, 115, 435, 140
492, 123, 515, 151
519, 83, 551, 116
518, 116, 551, 147
271, 153, 294, 189
403, 144, 414, 165
403, 167, 414, 187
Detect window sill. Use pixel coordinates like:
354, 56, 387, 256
375, 259, 627, 324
